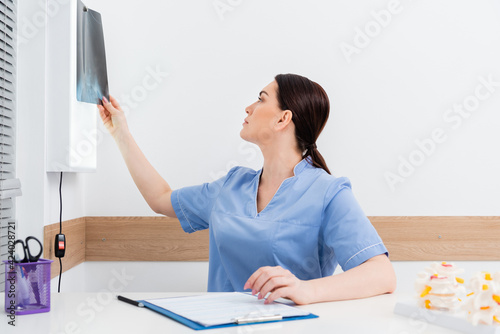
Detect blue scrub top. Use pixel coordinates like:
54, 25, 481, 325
171, 157, 388, 292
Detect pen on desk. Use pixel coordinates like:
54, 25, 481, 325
234, 314, 283, 324
117, 295, 144, 308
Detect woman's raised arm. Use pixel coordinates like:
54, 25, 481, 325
97, 96, 176, 217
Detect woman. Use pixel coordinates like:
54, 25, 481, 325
98, 73, 396, 305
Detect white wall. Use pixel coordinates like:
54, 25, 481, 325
50, 262, 210, 293
80, 0, 500, 217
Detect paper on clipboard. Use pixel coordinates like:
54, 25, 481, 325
144, 292, 311, 328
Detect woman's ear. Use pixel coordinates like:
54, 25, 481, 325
276, 110, 293, 130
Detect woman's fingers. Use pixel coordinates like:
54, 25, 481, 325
243, 269, 258, 291
257, 276, 290, 302
254, 267, 289, 296
265, 286, 292, 304
244, 266, 309, 305
245, 266, 280, 293
98, 104, 108, 116
109, 95, 123, 111
98, 95, 129, 137
101, 95, 123, 116
245, 266, 294, 298
98, 106, 112, 128
101, 96, 115, 113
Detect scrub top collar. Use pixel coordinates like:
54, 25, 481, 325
253, 156, 315, 217
256, 156, 313, 180
293, 156, 313, 175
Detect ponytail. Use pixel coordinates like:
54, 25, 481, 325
275, 73, 332, 175
304, 146, 331, 175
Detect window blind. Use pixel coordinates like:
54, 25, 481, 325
0, 0, 18, 293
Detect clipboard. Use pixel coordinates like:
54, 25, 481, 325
138, 292, 318, 330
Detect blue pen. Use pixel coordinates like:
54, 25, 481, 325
16, 267, 31, 308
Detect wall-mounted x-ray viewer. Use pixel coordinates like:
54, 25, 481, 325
46, 0, 109, 172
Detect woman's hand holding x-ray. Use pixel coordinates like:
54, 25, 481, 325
98, 95, 130, 141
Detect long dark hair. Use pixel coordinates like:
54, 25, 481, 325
274, 74, 331, 174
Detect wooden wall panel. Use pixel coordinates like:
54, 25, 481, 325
43, 216, 500, 274
371, 216, 500, 261
85, 216, 210, 261
43, 217, 86, 279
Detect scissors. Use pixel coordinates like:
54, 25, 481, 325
14, 236, 43, 263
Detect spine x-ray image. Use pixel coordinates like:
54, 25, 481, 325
77, 0, 109, 105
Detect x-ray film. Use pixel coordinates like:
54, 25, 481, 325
77, 0, 109, 105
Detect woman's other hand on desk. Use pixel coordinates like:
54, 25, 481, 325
244, 266, 312, 305
98, 95, 130, 142
244, 255, 397, 305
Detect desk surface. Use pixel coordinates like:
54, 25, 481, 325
1, 292, 462, 334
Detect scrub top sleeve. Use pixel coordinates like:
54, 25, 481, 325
171, 167, 237, 233
321, 182, 388, 272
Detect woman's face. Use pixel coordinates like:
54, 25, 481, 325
240, 80, 284, 145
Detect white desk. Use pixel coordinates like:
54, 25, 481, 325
1, 292, 465, 334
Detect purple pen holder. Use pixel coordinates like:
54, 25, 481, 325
4, 259, 53, 315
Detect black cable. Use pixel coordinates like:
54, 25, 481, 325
58, 171, 63, 293
59, 172, 63, 233
58, 257, 62, 293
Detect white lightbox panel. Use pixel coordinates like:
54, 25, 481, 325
46, 0, 97, 173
